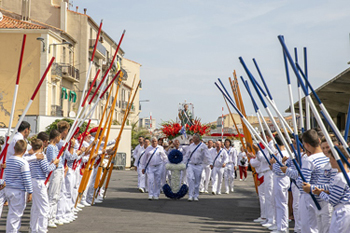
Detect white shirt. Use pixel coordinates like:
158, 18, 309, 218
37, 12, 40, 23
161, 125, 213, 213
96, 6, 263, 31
211, 148, 228, 168
238, 151, 249, 167
140, 145, 167, 169
134, 145, 148, 168
184, 142, 213, 166
225, 147, 238, 165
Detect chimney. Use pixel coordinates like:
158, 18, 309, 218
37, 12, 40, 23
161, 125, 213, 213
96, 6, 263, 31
84, 8, 87, 14
76, 6, 78, 12
21, 0, 31, 21
60, 1, 67, 31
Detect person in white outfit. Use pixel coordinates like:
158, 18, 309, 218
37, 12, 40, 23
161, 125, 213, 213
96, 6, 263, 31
223, 139, 237, 193
200, 140, 214, 193
134, 138, 149, 193
141, 137, 168, 200
238, 147, 249, 181
184, 134, 213, 201
210, 141, 228, 195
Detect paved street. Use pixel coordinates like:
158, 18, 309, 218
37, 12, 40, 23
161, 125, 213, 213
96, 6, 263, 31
0, 170, 295, 233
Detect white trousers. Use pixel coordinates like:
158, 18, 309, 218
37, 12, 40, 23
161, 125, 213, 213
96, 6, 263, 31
86, 167, 98, 203
72, 167, 81, 206
56, 171, 69, 220
257, 174, 266, 219
5, 188, 26, 233
273, 175, 290, 232
0, 189, 5, 219
30, 179, 49, 233
224, 163, 235, 192
48, 168, 63, 222
263, 170, 275, 224
316, 200, 332, 233
200, 165, 211, 192
187, 164, 203, 198
299, 194, 318, 233
64, 167, 74, 215
137, 167, 146, 189
291, 181, 301, 233
147, 164, 162, 198
211, 167, 224, 193
330, 204, 350, 233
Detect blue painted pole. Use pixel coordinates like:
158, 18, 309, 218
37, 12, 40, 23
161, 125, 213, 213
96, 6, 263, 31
278, 35, 350, 188
344, 100, 350, 141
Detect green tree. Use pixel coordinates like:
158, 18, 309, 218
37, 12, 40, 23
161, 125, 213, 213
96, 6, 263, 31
45, 118, 91, 135
131, 121, 150, 149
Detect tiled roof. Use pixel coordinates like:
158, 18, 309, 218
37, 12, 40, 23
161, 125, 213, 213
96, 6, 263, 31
0, 15, 46, 29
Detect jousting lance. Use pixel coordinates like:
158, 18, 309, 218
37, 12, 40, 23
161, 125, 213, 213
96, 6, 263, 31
278, 35, 350, 188
0, 56, 55, 178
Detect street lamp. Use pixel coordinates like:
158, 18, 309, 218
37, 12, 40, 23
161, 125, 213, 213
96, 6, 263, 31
49, 41, 72, 53
139, 100, 150, 111
36, 37, 46, 52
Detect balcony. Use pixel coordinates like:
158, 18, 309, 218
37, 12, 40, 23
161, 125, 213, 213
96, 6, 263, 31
51, 105, 63, 117
89, 39, 107, 59
52, 63, 80, 83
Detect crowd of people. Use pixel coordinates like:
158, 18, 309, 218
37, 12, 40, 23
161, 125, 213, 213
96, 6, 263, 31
0, 120, 116, 232
248, 129, 350, 233
132, 134, 249, 201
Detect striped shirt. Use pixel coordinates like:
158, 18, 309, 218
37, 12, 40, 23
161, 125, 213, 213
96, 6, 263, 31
25, 152, 56, 180
319, 172, 350, 207
296, 152, 329, 197
272, 149, 289, 177
4, 156, 33, 193
46, 144, 60, 168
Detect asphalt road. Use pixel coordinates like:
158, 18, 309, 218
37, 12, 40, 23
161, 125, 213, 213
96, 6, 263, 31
0, 170, 295, 233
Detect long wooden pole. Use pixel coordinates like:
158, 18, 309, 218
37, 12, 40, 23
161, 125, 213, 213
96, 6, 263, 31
223, 97, 245, 148
91, 77, 122, 204
100, 80, 141, 198
75, 80, 116, 207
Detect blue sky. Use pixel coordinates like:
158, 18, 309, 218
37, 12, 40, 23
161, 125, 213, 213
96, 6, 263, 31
73, 0, 350, 126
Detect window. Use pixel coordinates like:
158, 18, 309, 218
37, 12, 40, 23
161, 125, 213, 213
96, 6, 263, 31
52, 85, 56, 105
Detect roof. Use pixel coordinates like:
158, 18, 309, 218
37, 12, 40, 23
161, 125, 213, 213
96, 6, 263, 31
285, 67, 350, 117
0, 15, 46, 29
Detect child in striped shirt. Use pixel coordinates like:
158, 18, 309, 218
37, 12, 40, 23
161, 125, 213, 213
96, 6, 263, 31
27, 139, 59, 232
4, 139, 33, 232
313, 147, 350, 233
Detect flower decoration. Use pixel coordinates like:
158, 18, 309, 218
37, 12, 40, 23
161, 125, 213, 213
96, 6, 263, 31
163, 184, 188, 200
185, 118, 210, 136
167, 149, 183, 164
161, 121, 183, 140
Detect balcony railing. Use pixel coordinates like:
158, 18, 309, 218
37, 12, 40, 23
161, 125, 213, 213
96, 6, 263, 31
52, 63, 80, 82
51, 105, 63, 117
89, 39, 107, 58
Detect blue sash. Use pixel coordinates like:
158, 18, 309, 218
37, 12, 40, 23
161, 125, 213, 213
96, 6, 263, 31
137, 150, 146, 167
144, 147, 158, 170
186, 142, 202, 168
213, 149, 223, 166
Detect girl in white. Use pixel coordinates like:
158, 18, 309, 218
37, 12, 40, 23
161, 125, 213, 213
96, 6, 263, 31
223, 139, 237, 193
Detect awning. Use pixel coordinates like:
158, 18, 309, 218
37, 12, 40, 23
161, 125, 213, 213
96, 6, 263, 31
61, 87, 68, 99
69, 91, 77, 103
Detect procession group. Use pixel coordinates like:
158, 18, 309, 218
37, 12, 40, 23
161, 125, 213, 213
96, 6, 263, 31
0, 120, 116, 232
248, 128, 349, 233
132, 134, 249, 201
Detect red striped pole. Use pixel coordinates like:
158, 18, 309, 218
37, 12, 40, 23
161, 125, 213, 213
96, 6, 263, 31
221, 107, 224, 140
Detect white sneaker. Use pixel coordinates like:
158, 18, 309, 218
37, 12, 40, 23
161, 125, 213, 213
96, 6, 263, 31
95, 199, 103, 203
148, 196, 153, 200
243, 178, 247, 181
204, 190, 209, 194
81, 201, 91, 207
262, 223, 273, 228
224, 191, 229, 194
239, 179, 242, 181
194, 197, 199, 202
153, 196, 159, 200
271, 231, 287, 233
188, 197, 193, 202
61, 218, 70, 224
48, 221, 57, 228
260, 220, 268, 225
268, 225, 277, 230
231, 188, 234, 192
138, 188, 145, 193
217, 192, 222, 195
253, 217, 265, 223
54, 220, 64, 226
77, 203, 85, 208
74, 207, 82, 212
